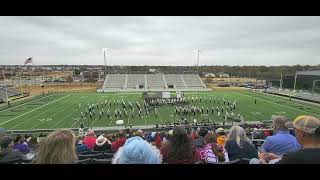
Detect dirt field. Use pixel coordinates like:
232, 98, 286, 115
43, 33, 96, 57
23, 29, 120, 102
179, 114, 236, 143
23, 83, 100, 95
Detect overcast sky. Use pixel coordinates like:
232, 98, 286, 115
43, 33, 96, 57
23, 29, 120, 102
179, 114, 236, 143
0, 16, 320, 66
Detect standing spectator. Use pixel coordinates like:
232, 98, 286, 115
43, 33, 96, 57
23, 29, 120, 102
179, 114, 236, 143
161, 126, 200, 164
82, 129, 96, 151
0, 136, 26, 162
112, 136, 162, 164
36, 129, 78, 164
258, 115, 320, 164
199, 133, 229, 163
111, 130, 127, 152
215, 128, 227, 147
13, 135, 30, 155
225, 126, 258, 161
94, 135, 112, 151
261, 115, 301, 155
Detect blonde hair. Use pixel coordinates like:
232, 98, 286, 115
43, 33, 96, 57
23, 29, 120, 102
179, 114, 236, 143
226, 126, 252, 148
36, 129, 78, 164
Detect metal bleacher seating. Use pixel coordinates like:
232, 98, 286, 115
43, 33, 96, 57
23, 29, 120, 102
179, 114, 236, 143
127, 74, 145, 89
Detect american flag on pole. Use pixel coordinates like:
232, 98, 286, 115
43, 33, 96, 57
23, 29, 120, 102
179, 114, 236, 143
24, 57, 33, 65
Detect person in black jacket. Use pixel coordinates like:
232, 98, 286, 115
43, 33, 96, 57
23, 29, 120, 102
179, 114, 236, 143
225, 125, 258, 160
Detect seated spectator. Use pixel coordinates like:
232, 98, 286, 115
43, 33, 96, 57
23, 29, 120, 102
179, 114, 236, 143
0, 136, 26, 162
199, 133, 229, 163
82, 129, 96, 151
215, 128, 227, 147
94, 135, 112, 151
261, 115, 301, 156
258, 115, 320, 164
225, 126, 258, 161
161, 126, 200, 164
111, 130, 127, 152
35, 129, 78, 164
151, 132, 162, 149
0, 128, 7, 151
112, 136, 162, 164
75, 137, 88, 154
193, 128, 208, 149
13, 135, 30, 155
135, 129, 144, 139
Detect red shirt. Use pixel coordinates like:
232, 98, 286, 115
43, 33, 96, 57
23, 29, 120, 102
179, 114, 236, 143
111, 137, 126, 152
83, 136, 96, 150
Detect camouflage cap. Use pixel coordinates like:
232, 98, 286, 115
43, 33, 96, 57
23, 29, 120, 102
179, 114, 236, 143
286, 115, 320, 134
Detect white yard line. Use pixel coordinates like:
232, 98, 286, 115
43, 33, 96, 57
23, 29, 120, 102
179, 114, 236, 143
0, 94, 53, 113
90, 117, 100, 127
9, 98, 68, 129
70, 118, 82, 128
0, 95, 70, 126
29, 97, 74, 130
233, 91, 319, 117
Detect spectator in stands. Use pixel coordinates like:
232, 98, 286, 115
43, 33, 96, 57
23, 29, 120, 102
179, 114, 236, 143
111, 130, 127, 152
135, 129, 144, 139
75, 137, 88, 154
215, 128, 227, 147
82, 129, 96, 151
0, 128, 7, 138
261, 115, 301, 156
258, 115, 320, 164
161, 126, 200, 164
152, 132, 162, 149
193, 128, 208, 149
94, 135, 112, 151
36, 129, 78, 164
13, 135, 30, 155
199, 132, 229, 163
225, 126, 258, 161
0, 136, 26, 162
0, 128, 7, 151
112, 136, 162, 164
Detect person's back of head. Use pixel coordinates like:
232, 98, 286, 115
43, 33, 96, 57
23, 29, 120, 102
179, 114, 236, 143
0, 136, 13, 149
14, 135, 23, 144
198, 128, 208, 138
286, 115, 320, 146
272, 115, 289, 131
113, 136, 162, 164
0, 128, 6, 139
167, 126, 193, 161
36, 129, 78, 164
118, 130, 125, 139
204, 133, 217, 144
226, 125, 251, 148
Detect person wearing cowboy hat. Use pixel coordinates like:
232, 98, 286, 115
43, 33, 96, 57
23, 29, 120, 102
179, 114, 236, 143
94, 135, 112, 151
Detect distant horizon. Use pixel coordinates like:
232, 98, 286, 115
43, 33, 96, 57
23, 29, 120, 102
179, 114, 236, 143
1, 64, 320, 67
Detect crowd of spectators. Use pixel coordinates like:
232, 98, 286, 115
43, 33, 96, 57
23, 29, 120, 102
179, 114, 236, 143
0, 114, 319, 164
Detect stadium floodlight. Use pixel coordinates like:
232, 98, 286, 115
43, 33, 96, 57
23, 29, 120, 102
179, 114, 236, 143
102, 48, 109, 76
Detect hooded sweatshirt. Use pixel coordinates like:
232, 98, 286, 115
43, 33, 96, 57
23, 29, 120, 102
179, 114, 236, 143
112, 136, 162, 164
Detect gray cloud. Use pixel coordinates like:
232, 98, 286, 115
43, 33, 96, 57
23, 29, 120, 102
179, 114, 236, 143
0, 16, 320, 66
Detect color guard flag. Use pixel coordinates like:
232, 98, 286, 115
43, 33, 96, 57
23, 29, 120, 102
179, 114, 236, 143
24, 57, 33, 65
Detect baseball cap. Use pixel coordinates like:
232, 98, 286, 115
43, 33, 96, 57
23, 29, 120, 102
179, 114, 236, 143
286, 115, 320, 134
215, 128, 225, 134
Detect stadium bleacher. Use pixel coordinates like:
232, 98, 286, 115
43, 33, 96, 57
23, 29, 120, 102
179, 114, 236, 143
99, 73, 210, 92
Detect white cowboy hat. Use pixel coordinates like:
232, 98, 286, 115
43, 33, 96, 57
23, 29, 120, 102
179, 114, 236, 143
96, 135, 107, 146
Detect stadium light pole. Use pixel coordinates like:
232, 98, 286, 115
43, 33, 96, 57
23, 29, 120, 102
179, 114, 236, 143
102, 48, 109, 77
312, 80, 320, 94
194, 50, 201, 74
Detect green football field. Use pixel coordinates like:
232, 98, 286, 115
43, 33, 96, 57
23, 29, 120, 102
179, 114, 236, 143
0, 89, 319, 130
